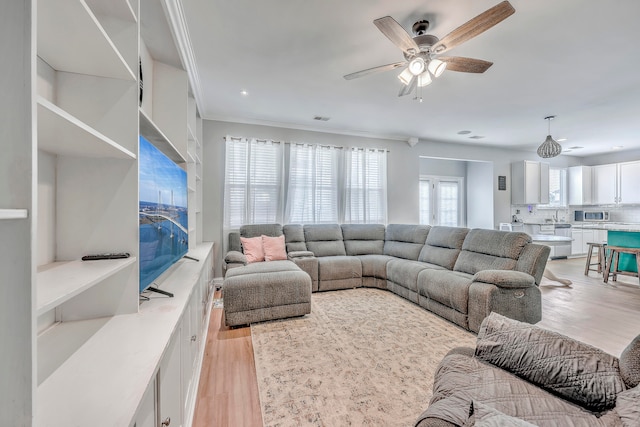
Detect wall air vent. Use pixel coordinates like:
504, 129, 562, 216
313, 116, 330, 121
469, 135, 485, 139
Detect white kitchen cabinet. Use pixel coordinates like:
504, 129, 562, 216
592, 164, 618, 205
159, 329, 184, 427
511, 161, 550, 205
568, 166, 592, 205
618, 161, 640, 204
581, 229, 595, 254
571, 229, 583, 255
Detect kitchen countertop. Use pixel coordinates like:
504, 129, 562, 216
570, 222, 640, 232
530, 235, 572, 243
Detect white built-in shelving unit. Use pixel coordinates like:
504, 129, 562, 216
2, 1, 210, 425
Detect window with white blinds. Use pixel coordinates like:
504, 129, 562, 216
223, 137, 283, 229
344, 148, 387, 224
419, 176, 464, 226
546, 167, 567, 207
224, 136, 388, 229
285, 144, 340, 223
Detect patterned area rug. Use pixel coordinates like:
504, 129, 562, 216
251, 288, 477, 426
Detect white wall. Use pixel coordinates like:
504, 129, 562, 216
466, 161, 495, 229
202, 120, 577, 277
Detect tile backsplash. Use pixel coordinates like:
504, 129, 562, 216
511, 205, 640, 223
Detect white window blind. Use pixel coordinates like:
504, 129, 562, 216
285, 144, 340, 223
223, 137, 283, 229
547, 167, 567, 207
419, 179, 431, 225
344, 148, 387, 224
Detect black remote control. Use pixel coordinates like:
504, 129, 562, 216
82, 253, 130, 261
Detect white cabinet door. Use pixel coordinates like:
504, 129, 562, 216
512, 161, 549, 205
159, 330, 183, 427
592, 164, 618, 204
568, 166, 592, 205
571, 230, 583, 255
581, 230, 595, 254
618, 161, 640, 204
131, 379, 156, 427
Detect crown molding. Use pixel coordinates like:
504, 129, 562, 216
163, 0, 205, 115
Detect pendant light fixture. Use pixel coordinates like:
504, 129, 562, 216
537, 115, 562, 158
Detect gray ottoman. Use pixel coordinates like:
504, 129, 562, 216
223, 260, 312, 327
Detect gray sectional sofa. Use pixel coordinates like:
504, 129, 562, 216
415, 312, 640, 427
223, 223, 550, 332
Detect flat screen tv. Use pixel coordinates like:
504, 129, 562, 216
138, 135, 188, 292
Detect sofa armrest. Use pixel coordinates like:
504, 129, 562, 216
224, 250, 247, 265
288, 250, 315, 259
472, 270, 535, 289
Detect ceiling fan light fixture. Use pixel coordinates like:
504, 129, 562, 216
397, 67, 414, 85
428, 58, 446, 77
408, 57, 426, 75
417, 71, 432, 87
536, 116, 562, 158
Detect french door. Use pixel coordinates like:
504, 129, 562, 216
419, 176, 464, 226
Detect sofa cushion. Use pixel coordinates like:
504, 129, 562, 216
418, 351, 624, 427
616, 385, 640, 427
454, 230, 531, 275
341, 224, 385, 255
357, 254, 394, 279
475, 313, 627, 412
240, 223, 283, 238
619, 334, 640, 388
386, 259, 430, 292
419, 226, 469, 269
283, 224, 307, 252
384, 224, 430, 260
417, 270, 474, 314
317, 256, 362, 281
470, 401, 537, 427
304, 224, 346, 257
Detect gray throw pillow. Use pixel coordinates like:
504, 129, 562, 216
619, 334, 640, 388
476, 313, 626, 412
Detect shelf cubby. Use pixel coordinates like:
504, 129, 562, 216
38, 0, 135, 81
0, 209, 28, 220
36, 257, 136, 316
139, 108, 186, 163
38, 97, 136, 159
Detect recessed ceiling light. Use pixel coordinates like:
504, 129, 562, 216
612, 145, 624, 150
557, 138, 568, 142
240, 90, 248, 96
563, 149, 572, 153
569, 146, 583, 150
457, 130, 472, 135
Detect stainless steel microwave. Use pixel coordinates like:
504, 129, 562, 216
574, 210, 610, 222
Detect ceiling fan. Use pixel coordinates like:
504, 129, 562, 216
344, 1, 515, 97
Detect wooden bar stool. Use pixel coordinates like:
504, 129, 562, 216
603, 245, 640, 284
584, 242, 607, 276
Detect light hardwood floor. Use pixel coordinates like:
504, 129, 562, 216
192, 257, 640, 427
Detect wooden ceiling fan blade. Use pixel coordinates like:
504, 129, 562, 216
343, 61, 407, 80
440, 56, 493, 73
432, 1, 515, 54
374, 16, 419, 54
398, 76, 416, 97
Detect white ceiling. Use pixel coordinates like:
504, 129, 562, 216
181, 0, 640, 157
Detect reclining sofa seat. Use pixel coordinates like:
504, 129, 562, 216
341, 224, 391, 289
384, 224, 440, 303
302, 224, 362, 291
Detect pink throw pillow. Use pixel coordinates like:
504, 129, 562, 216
262, 235, 287, 261
240, 236, 264, 263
